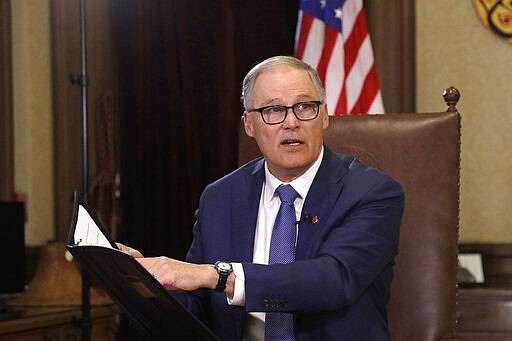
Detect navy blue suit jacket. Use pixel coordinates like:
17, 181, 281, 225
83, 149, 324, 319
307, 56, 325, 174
177, 146, 404, 340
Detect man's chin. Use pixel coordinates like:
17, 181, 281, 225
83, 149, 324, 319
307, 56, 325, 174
272, 159, 313, 179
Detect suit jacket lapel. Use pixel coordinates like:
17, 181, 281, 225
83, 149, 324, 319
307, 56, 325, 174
296, 147, 350, 260
230, 149, 352, 262
230, 158, 265, 263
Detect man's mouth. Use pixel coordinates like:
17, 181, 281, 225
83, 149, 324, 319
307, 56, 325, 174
281, 139, 302, 146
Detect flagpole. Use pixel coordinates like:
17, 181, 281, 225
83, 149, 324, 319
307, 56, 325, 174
78, 0, 91, 340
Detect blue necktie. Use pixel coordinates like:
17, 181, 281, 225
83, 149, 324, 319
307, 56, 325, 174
265, 184, 298, 341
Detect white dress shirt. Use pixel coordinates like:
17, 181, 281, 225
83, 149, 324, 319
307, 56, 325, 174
228, 147, 324, 340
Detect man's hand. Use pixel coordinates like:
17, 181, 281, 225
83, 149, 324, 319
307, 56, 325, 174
116, 242, 235, 297
116, 242, 144, 258
137, 257, 217, 292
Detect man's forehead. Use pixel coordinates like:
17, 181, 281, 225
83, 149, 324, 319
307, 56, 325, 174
257, 64, 307, 78
258, 93, 316, 105
253, 69, 316, 100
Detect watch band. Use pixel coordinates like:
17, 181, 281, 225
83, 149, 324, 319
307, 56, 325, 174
214, 261, 232, 292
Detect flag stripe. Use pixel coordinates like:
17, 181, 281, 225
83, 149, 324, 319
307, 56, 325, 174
368, 90, 384, 114
301, 17, 324, 72
350, 64, 379, 114
340, 0, 359, 36
295, 11, 312, 60
343, 9, 367, 76
345, 35, 373, 112
295, 0, 384, 115
336, 83, 348, 114
316, 25, 338, 85
325, 35, 344, 113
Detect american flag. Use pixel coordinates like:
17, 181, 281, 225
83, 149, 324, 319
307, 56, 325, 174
295, 0, 384, 115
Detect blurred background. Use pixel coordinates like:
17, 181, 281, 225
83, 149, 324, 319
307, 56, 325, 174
2, 0, 512, 262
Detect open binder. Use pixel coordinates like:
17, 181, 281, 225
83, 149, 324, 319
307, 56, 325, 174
66, 192, 219, 341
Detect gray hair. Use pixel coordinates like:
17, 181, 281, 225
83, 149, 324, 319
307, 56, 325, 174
241, 56, 326, 110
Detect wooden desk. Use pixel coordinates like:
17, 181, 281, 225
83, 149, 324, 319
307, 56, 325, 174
458, 288, 512, 340
0, 305, 118, 341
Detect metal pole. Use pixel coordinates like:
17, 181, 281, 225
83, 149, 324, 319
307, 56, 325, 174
79, 0, 91, 340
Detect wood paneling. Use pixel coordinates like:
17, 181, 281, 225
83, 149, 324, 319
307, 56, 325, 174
0, 0, 14, 201
458, 243, 512, 339
460, 243, 512, 287
458, 288, 512, 340
0, 306, 118, 340
365, 0, 416, 113
50, 0, 115, 241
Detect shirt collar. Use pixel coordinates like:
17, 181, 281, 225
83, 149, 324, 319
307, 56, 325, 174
263, 146, 324, 202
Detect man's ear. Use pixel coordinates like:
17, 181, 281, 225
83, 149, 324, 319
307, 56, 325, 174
321, 103, 329, 129
243, 112, 255, 137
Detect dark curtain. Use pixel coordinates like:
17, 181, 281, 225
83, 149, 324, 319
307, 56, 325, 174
111, 0, 299, 259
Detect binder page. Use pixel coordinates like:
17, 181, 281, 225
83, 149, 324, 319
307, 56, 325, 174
74, 204, 114, 248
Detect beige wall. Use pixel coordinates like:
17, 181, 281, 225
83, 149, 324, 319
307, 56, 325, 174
417, 1, 512, 242
11, 0, 54, 245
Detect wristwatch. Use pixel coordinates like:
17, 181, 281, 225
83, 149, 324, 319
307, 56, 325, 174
214, 261, 233, 292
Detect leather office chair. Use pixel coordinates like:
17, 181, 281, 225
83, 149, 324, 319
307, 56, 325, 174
237, 87, 461, 341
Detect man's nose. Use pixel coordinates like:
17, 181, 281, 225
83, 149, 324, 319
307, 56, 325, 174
282, 107, 299, 126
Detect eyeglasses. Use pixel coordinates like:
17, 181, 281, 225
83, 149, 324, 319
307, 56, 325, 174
248, 101, 323, 125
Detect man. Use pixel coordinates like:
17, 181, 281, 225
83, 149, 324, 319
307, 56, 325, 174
120, 55, 404, 340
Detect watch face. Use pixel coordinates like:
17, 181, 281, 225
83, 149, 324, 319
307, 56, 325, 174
217, 262, 231, 271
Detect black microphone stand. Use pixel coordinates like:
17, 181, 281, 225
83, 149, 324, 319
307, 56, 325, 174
78, 0, 91, 340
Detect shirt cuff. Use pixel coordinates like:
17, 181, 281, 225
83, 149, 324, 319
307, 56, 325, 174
227, 262, 245, 306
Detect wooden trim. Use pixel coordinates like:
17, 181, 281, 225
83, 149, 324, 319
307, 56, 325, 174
0, 0, 14, 201
458, 288, 512, 339
365, 0, 416, 113
50, 0, 82, 241
460, 243, 512, 287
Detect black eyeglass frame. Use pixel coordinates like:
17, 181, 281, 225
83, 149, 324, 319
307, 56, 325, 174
247, 100, 323, 125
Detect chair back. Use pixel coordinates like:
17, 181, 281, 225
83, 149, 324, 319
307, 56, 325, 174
237, 87, 461, 341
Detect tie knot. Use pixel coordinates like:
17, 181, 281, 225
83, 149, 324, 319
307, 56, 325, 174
276, 184, 298, 204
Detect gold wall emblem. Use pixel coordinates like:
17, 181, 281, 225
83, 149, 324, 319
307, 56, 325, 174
474, 0, 512, 43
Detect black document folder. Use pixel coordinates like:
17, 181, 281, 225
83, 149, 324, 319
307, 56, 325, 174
66, 193, 219, 341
